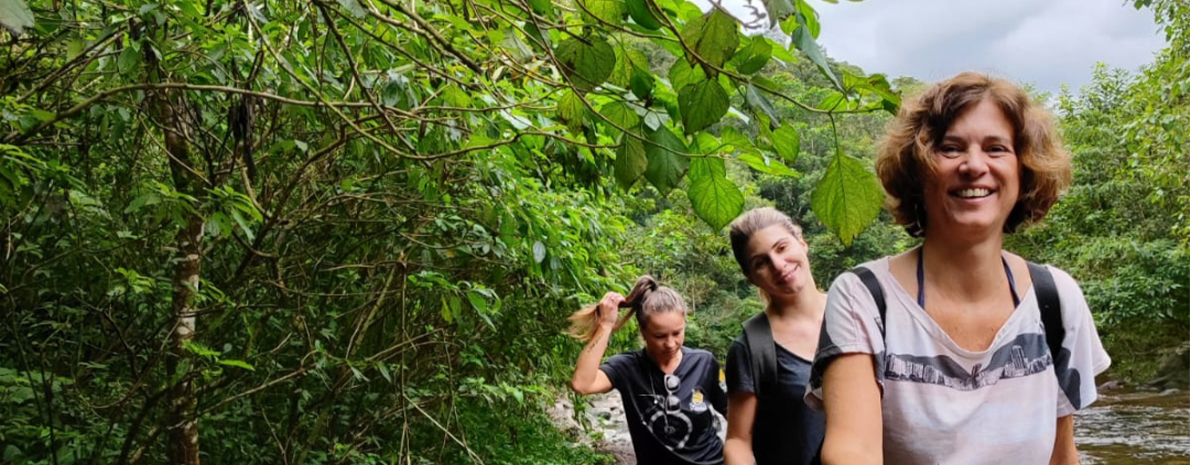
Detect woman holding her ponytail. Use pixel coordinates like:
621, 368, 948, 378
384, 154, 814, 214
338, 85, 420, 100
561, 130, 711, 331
570, 276, 728, 465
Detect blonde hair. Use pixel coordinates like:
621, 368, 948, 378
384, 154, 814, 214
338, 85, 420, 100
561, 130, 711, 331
875, 71, 1072, 236
567, 275, 688, 343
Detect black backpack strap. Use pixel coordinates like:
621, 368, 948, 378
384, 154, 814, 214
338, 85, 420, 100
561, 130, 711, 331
742, 312, 777, 397
1027, 261, 1065, 361
850, 266, 887, 337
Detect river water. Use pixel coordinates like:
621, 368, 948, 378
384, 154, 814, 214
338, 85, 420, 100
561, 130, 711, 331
1077, 388, 1190, 464
560, 388, 1189, 464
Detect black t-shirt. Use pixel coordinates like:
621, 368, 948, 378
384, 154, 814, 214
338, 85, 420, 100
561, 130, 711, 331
600, 347, 728, 465
726, 337, 825, 465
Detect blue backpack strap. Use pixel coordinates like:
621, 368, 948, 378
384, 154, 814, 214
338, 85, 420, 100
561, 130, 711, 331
742, 312, 777, 398
1027, 261, 1065, 362
850, 266, 887, 336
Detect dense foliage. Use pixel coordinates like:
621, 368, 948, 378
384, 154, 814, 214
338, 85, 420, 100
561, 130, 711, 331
0, 0, 1183, 463
0, 0, 899, 463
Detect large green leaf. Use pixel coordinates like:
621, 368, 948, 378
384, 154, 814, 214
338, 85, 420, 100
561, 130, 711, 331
614, 134, 648, 189
600, 101, 641, 135
731, 37, 772, 75
678, 79, 729, 135
625, 0, 662, 30
687, 157, 744, 230
772, 124, 800, 164
811, 152, 885, 245
680, 9, 740, 69
0, 0, 34, 35
644, 126, 689, 195
555, 37, 617, 92
610, 46, 649, 88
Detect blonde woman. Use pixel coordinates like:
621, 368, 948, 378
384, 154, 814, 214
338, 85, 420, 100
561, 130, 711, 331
570, 276, 728, 465
723, 207, 827, 465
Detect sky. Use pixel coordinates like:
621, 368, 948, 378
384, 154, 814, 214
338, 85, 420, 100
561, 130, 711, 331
693, 0, 1168, 94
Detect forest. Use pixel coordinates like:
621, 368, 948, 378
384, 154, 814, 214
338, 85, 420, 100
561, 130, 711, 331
0, 0, 1185, 463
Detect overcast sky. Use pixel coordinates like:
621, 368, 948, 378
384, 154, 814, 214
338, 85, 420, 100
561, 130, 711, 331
695, 0, 1168, 94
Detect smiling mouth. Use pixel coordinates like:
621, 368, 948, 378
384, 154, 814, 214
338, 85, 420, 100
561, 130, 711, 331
954, 188, 993, 199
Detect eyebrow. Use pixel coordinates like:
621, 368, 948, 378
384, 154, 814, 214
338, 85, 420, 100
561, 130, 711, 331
941, 134, 1013, 144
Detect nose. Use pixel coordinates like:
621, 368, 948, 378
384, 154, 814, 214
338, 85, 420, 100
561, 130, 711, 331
959, 150, 990, 176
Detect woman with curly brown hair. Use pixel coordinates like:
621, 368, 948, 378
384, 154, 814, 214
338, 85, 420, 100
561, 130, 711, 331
806, 72, 1110, 465
570, 276, 728, 465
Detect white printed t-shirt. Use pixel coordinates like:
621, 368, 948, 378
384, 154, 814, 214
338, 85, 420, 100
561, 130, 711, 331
806, 257, 1111, 464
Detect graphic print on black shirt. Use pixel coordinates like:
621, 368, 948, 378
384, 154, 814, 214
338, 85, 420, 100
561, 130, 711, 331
600, 347, 727, 465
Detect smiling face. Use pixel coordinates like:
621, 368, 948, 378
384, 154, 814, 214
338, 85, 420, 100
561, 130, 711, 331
640, 311, 685, 361
743, 224, 811, 298
923, 98, 1021, 241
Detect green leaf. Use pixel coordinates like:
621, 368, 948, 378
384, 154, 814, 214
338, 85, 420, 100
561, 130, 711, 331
615, 134, 648, 189
581, 0, 625, 26
761, 0, 796, 27
745, 83, 779, 127
610, 44, 648, 88
600, 101, 641, 135
680, 10, 740, 69
678, 79, 729, 134
625, 0, 661, 30
555, 37, 617, 92
771, 124, 799, 164
796, 0, 821, 38
532, 241, 546, 263
811, 152, 885, 245
557, 90, 586, 125
528, 0, 552, 15
687, 158, 744, 230
790, 23, 842, 90
118, 46, 140, 74
0, 0, 35, 35
466, 290, 489, 313
737, 153, 798, 177
667, 59, 707, 92
643, 126, 689, 195
337, 0, 365, 18
630, 65, 654, 99
218, 359, 255, 371
731, 37, 772, 74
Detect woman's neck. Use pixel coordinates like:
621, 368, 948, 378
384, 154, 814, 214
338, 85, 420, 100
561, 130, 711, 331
767, 286, 827, 322
649, 347, 682, 374
920, 236, 1007, 298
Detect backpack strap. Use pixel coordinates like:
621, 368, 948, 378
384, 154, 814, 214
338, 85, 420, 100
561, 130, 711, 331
742, 312, 777, 398
1027, 261, 1065, 361
850, 266, 887, 336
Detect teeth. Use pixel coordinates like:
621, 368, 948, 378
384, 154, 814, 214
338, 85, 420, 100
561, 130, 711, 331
957, 188, 990, 198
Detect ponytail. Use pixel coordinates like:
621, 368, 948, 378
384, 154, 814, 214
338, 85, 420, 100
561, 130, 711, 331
567, 275, 659, 343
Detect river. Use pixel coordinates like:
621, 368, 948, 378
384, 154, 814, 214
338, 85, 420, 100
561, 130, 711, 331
1077, 388, 1190, 464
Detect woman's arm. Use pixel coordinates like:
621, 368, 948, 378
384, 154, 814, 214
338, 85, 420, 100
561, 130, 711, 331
570, 293, 623, 395
1049, 415, 1078, 465
723, 392, 757, 465
820, 353, 883, 465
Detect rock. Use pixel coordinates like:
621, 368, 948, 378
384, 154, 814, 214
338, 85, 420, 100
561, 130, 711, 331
1144, 342, 1190, 391
1097, 379, 1124, 391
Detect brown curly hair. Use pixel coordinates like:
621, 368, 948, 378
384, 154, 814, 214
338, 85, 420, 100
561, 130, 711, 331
875, 72, 1072, 237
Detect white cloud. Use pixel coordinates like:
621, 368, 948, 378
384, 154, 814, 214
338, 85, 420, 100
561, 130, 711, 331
807, 0, 1166, 92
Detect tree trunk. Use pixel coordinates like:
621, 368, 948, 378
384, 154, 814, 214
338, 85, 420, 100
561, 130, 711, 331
148, 57, 204, 465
